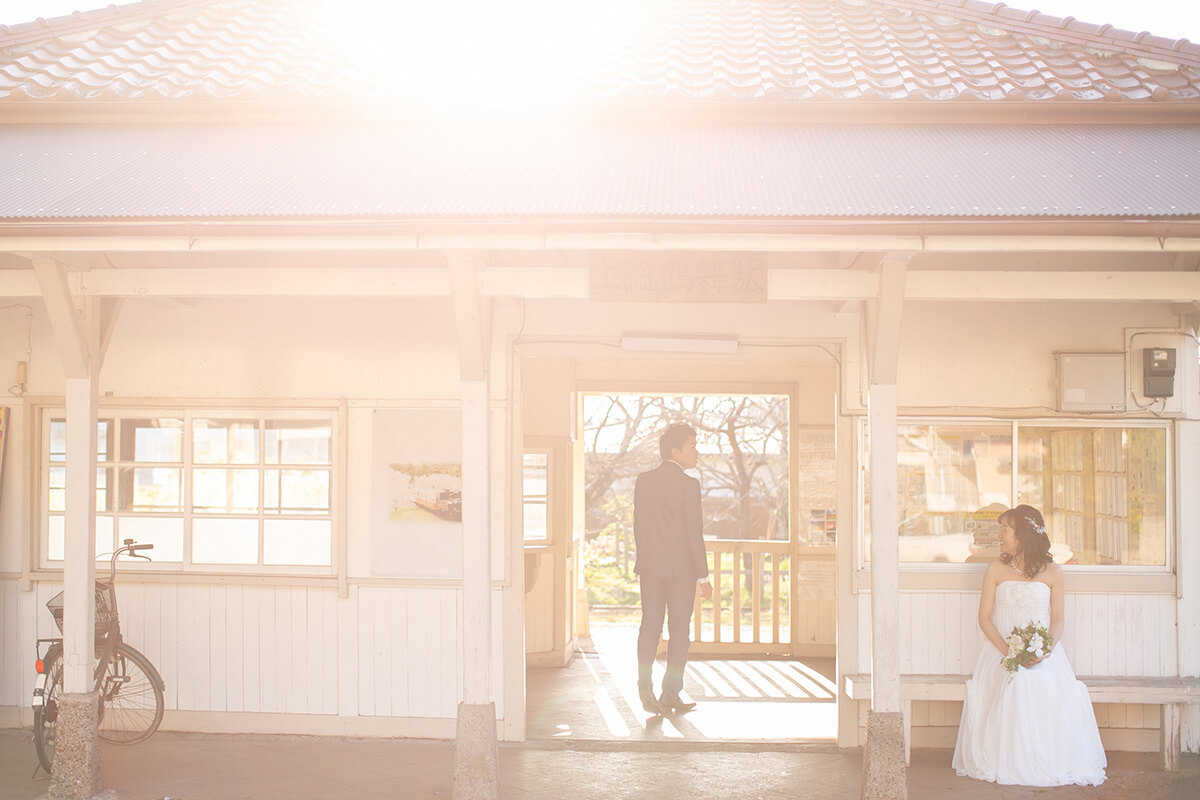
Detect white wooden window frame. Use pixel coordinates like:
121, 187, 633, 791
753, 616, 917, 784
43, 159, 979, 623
856, 416, 1175, 577
521, 448, 552, 547
36, 403, 343, 577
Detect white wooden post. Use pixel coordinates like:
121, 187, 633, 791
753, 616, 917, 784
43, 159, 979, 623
862, 255, 909, 800
1178, 420, 1200, 754
460, 377, 492, 705
33, 258, 103, 798
868, 382, 900, 715
62, 372, 99, 691
449, 254, 498, 800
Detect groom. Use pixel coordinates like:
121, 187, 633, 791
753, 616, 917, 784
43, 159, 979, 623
633, 423, 712, 715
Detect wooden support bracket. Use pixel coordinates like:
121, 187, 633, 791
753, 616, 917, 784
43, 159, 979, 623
31, 257, 90, 378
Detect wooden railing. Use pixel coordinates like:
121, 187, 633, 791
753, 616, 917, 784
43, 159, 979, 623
693, 540, 791, 653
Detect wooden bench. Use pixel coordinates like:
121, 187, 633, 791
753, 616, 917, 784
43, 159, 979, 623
844, 673, 1200, 771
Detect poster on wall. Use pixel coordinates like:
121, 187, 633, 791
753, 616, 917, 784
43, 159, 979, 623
0, 406, 8, 507
371, 409, 463, 578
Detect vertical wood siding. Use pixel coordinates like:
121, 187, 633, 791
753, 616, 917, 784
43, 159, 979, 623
2, 579, 468, 720
794, 558, 837, 647
854, 589, 1178, 734
857, 590, 1178, 678
524, 550, 556, 654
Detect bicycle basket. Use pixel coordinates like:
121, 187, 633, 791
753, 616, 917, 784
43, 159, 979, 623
45, 581, 116, 644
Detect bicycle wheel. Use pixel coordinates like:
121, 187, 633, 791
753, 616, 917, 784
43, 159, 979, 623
96, 643, 164, 745
33, 644, 64, 774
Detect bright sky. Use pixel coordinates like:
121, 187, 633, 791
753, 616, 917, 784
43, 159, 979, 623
2, 1, 1199, 43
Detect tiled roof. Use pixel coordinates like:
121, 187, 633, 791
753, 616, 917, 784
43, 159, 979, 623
2, 123, 1197, 220
0, 0, 1198, 104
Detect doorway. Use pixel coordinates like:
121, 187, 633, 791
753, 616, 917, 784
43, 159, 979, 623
524, 384, 839, 743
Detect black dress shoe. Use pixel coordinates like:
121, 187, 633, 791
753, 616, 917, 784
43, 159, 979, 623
659, 694, 696, 714
639, 686, 663, 715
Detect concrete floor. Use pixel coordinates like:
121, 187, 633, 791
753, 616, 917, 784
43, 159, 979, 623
2, 624, 1197, 798
2, 728, 1197, 800
528, 624, 838, 744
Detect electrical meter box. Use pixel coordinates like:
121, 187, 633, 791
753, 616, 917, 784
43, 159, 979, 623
1143, 347, 1176, 398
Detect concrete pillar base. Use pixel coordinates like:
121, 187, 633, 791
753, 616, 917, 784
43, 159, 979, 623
48, 691, 113, 800
861, 710, 907, 800
453, 702, 498, 800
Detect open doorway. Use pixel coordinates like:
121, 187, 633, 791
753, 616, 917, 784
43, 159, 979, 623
525, 389, 839, 743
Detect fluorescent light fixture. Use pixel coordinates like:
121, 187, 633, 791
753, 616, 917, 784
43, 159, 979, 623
620, 333, 739, 355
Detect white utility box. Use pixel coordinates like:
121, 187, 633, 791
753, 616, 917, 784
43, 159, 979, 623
1057, 352, 1125, 412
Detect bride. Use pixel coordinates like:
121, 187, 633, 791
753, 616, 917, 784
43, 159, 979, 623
952, 504, 1106, 786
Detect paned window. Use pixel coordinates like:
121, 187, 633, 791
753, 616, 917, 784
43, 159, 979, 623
522, 451, 549, 542
864, 420, 1169, 568
42, 409, 336, 571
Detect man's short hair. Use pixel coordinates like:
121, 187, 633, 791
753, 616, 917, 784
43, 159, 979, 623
659, 423, 696, 460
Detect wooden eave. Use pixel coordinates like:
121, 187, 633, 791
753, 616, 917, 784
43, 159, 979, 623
3, 98, 1200, 127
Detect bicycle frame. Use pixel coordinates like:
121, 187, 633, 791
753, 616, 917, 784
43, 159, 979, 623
32, 540, 160, 702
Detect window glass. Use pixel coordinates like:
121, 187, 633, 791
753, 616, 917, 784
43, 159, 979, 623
47, 466, 112, 512
263, 519, 332, 566
265, 422, 331, 465
115, 517, 184, 562
866, 424, 1013, 563
264, 469, 330, 514
193, 518, 259, 564
120, 418, 183, 462
119, 467, 182, 512
47, 420, 109, 462
523, 452, 549, 542
193, 419, 259, 464
193, 468, 259, 513
1017, 426, 1167, 566
44, 410, 335, 570
47, 515, 114, 560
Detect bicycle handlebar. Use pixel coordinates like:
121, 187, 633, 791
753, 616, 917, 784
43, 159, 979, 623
109, 540, 154, 583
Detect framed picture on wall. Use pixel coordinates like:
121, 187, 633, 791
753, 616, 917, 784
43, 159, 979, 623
370, 409, 463, 578
0, 406, 8, 509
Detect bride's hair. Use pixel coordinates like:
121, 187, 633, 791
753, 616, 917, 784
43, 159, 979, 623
999, 504, 1053, 579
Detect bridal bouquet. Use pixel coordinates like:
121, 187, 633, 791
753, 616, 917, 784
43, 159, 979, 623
1002, 622, 1054, 673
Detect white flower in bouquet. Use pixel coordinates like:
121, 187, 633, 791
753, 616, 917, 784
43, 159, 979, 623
1002, 622, 1054, 675
1027, 633, 1045, 657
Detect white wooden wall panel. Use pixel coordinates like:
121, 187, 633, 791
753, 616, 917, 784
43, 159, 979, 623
857, 590, 1178, 679
356, 586, 462, 719
524, 550, 556, 654
0, 579, 28, 707
2, 580, 475, 721
794, 598, 837, 646
5, 577, 492, 726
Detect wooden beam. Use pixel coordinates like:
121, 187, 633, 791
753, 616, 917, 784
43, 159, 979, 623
82, 267, 451, 297
0, 269, 38, 296
867, 256, 910, 386
6, 266, 1200, 303
904, 270, 1200, 302
31, 258, 90, 379
6, 232, 1200, 254
97, 298, 123, 369
448, 255, 489, 382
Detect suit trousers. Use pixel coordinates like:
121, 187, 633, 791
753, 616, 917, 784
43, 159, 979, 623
637, 573, 697, 697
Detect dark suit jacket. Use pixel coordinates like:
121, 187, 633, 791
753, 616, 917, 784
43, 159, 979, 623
633, 461, 708, 581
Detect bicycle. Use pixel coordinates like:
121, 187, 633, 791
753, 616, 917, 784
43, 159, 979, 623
32, 539, 166, 774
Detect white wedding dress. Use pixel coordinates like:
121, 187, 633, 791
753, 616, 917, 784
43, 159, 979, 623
952, 580, 1107, 786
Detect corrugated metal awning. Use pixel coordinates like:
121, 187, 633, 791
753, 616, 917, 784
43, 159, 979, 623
1, 123, 1198, 221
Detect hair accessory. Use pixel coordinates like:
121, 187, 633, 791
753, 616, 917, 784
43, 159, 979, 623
1023, 515, 1047, 537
